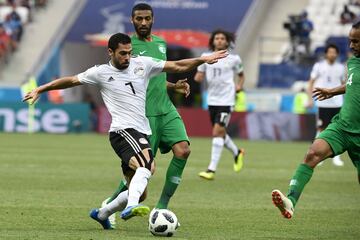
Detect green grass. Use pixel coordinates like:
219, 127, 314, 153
0, 133, 359, 240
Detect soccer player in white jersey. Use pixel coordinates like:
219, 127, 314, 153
22, 33, 227, 229
195, 29, 245, 180
307, 44, 346, 166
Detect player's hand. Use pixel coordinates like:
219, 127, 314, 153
312, 87, 333, 101
203, 50, 228, 64
22, 89, 40, 104
174, 78, 190, 98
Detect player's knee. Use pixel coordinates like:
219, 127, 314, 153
304, 148, 322, 167
174, 145, 191, 159
173, 141, 191, 159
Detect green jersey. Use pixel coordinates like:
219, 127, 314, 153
131, 34, 176, 117
333, 56, 360, 133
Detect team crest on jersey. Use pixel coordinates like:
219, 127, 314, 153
134, 66, 145, 76
158, 44, 166, 54
139, 138, 148, 145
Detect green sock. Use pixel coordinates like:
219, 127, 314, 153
156, 157, 187, 209
107, 179, 128, 204
287, 163, 314, 207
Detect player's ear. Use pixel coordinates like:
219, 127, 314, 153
130, 16, 134, 24
108, 48, 114, 57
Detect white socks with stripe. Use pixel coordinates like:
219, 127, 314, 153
98, 190, 128, 220
126, 167, 151, 208
208, 137, 225, 172
224, 134, 239, 156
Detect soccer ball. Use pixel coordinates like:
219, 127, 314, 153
148, 209, 179, 237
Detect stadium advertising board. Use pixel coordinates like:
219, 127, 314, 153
0, 103, 90, 133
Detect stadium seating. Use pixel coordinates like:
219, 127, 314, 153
257, 0, 356, 88
0, 0, 47, 67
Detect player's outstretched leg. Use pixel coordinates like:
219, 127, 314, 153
224, 134, 245, 172
156, 141, 190, 209
100, 179, 128, 228
89, 209, 114, 230
272, 139, 333, 219
121, 166, 152, 220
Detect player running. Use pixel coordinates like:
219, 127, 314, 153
307, 43, 345, 166
271, 22, 360, 219
22, 33, 228, 229
101, 3, 194, 227
195, 29, 245, 180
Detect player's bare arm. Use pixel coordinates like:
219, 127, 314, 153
167, 79, 190, 98
236, 72, 245, 92
307, 78, 316, 107
194, 71, 205, 82
22, 76, 82, 104
163, 50, 228, 73
312, 84, 346, 101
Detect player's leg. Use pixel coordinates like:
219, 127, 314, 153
327, 108, 344, 166
199, 106, 229, 179
99, 117, 161, 226
90, 130, 154, 228
155, 111, 190, 209
224, 134, 244, 172
272, 123, 347, 219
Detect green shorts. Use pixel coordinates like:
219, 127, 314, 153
318, 121, 360, 173
147, 110, 190, 157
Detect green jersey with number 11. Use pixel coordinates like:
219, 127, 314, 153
333, 56, 360, 133
131, 34, 176, 117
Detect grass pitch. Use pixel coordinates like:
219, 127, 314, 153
0, 133, 359, 239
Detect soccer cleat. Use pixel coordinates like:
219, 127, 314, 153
234, 148, 245, 172
121, 204, 150, 220
101, 197, 116, 228
271, 190, 294, 219
198, 171, 215, 180
89, 208, 113, 230
332, 156, 344, 166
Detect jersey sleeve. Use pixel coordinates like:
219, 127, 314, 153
310, 63, 319, 80
233, 55, 244, 74
143, 56, 166, 79
77, 66, 100, 86
197, 53, 206, 72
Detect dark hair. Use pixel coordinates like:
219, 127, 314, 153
325, 43, 339, 54
132, 3, 153, 17
208, 29, 235, 51
352, 20, 360, 29
108, 33, 131, 51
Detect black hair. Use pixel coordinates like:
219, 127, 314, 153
208, 29, 235, 51
352, 20, 360, 29
325, 43, 339, 54
132, 3, 153, 17
108, 33, 131, 51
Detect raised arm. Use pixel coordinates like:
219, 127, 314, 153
312, 84, 346, 101
22, 76, 82, 104
163, 50, 228, 73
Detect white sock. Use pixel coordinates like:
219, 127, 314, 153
224, 134, 239, 156
126, 167, 151, 208
208, 137, 225, 172
98, 190, 128, 220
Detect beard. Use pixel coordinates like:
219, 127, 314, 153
135, 23, 153, 39
113, 59, 129, 70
